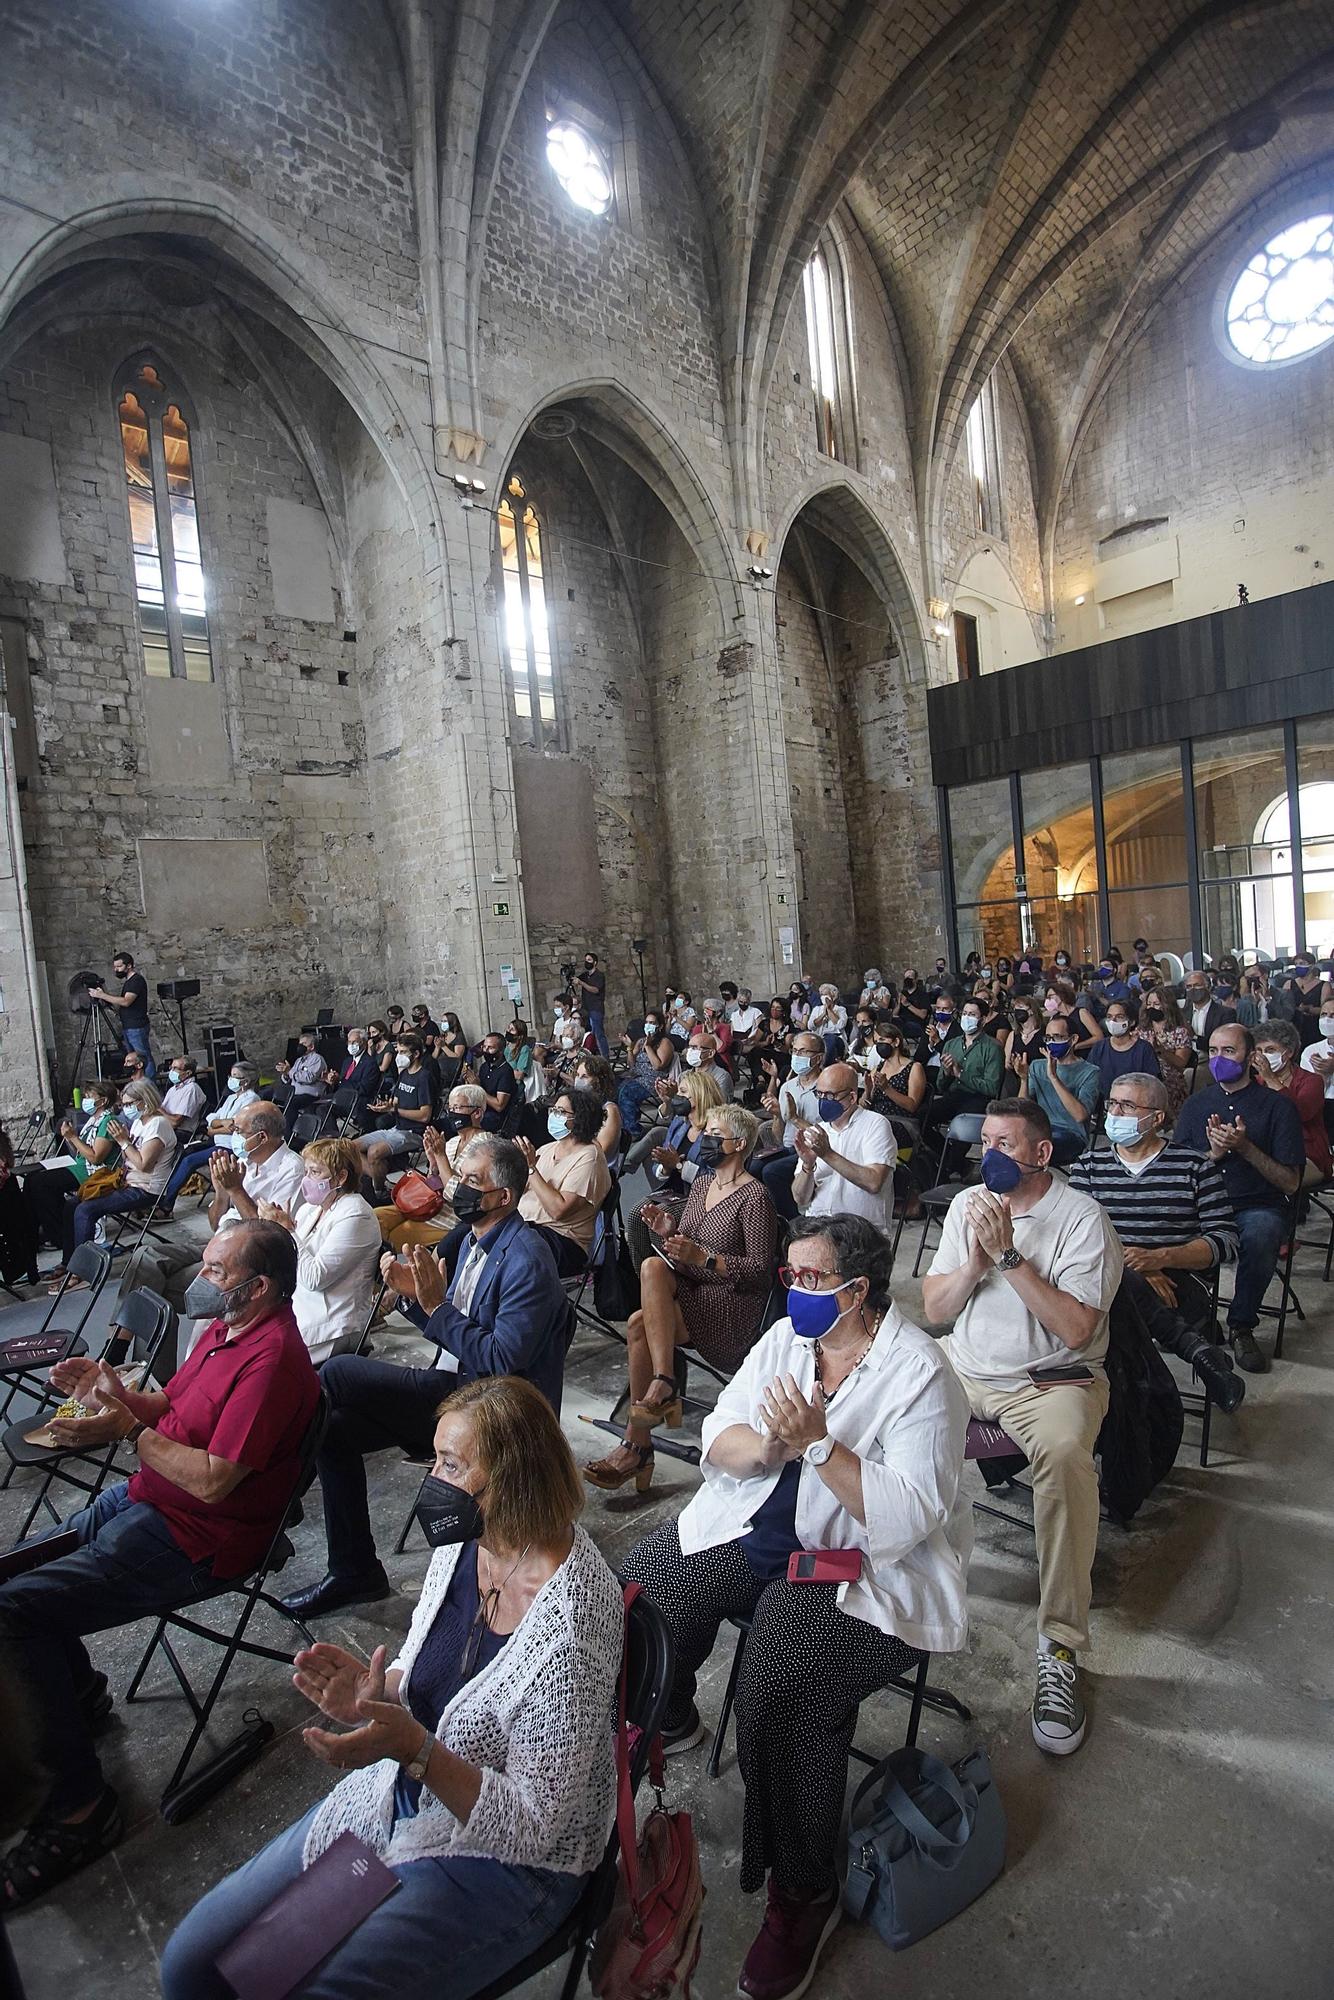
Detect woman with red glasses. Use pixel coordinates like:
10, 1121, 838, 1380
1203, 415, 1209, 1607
621, 1212, 970, 2000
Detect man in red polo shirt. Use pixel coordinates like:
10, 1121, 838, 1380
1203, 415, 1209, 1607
0, 1219, 318, 1907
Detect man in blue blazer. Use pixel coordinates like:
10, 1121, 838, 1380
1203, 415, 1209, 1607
281, 1135, 571, 1618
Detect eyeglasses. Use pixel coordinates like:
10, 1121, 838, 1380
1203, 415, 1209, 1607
778, 1265, 845, 1292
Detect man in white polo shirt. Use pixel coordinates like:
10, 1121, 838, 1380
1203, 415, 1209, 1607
922, 1095, 1122, 1760
791, 1062, 895, 1227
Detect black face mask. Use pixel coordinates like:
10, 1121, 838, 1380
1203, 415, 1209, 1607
413, 1474, 485, 1547
876, 1041, 900, 1061
694, 1134, 725, 1169
452, 1183, 494, 1224
668, 1094, 691, 1117
443, 1111, 475, 1137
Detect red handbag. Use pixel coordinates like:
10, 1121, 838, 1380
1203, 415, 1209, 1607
391, 1171, 444, 1221
590, 1585, 704, 1999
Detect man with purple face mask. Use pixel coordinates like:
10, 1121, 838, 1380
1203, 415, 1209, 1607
1173, 1022, 1304, 1373
923, 1098, 1122, 1760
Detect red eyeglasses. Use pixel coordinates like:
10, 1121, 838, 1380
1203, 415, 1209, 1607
778, 1266, 845, 1292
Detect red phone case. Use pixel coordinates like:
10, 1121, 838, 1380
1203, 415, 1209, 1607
787, 1549, 863, 1584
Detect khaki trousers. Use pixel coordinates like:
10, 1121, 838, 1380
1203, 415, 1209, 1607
954, 1368, 1110, 1653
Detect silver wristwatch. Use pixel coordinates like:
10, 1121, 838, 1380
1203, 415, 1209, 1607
997, 1246, 1023, 1272
804, 1435, 835, 1467
403, 1727, 433, 1783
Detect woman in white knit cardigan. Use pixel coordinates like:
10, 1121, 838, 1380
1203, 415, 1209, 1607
162, 1377, 625, 2000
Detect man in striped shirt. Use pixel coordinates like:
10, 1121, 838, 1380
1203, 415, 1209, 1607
1068, 1073, 1244, 1413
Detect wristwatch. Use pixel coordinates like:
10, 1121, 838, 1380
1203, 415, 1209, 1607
997, 1246, 1023, 1272
124, 1419, 147, 1452
804, 1435, 835, 1467
403, 1726, 434, 1783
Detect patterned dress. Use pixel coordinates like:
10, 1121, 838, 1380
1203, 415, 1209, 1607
673, 1172, 779, 1372
1142, 1024, 1192, 1114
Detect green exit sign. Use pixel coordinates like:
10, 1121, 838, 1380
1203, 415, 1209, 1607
776, 893, 787, 904
493, 901, 510, 916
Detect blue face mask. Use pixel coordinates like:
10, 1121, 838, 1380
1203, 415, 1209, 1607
791, 1053, 814, 1075
980, 1147, 1031, 1193
1045, 1041, 1069, 1060
787, 1281, 854, 1341
1105, 1113, 1145, 1146
233, 1135, 250, 1159
546, 1111, 569, 1140
818, 1093, 849, 1123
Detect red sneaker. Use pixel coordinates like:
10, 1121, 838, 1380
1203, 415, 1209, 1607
738, 1880, 841, 2000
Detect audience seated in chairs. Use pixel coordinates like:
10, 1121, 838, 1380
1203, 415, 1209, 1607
163, 1375, 623, 2000
1254, 1020, 1331, 1187
792, 1063, 895, 1228
623, 1069, 726, 1269
514, 1087, 612, 1277
616, 1010, 677, 1138
0, 1219, 319, 1906
1015, 1016, 1100, 1166
358, 1032, 436, 1195
270, 1027, 328, 1139
375, 1084, 488, 1254
51, 1081, 178, 1284
1088, 999, 1161, 1092
1181, 970, 1236, 1055
1173, 1021, 1305, 1373
159, 1060, 261, 1210
20, 1078, 121, 1263
586, 1105, 779, 1496
466, 1030, 516, 1132
1137, 979, 1193, 1114
256, 1137, 382, 1366
279, 1136, 569, 1621
1067, 1074, 1244, 1411
922, 1096, 1123, 1759
922, 996, 1005, 1140
332, 1027, 382, 1126
680, 1029, 734, 1101
159, 1056, 207, 1135
118, 1101, 305, 1329
753, 1030, 825, 1218
623, 1213, 970, 2000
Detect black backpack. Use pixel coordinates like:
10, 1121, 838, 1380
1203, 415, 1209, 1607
1096, 1282, 1185, 1525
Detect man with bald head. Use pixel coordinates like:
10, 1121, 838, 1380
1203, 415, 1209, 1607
791, 1061, 896, 1226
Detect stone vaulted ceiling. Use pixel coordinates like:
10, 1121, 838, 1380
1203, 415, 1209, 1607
578, 0, 1334, 563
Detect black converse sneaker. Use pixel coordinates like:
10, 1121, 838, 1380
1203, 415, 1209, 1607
1032, 1643, 1086, 1755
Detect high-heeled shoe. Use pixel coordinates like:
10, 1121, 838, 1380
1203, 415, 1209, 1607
629, 1373, 684, 1428
583, 1442, 655, 1493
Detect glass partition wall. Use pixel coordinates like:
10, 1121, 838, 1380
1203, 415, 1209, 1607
941, 715, 1333, 969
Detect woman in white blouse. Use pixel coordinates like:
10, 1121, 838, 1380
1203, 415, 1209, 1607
623, 1211, 970, 2000
257, 1136, 382, 1365
162, 1375, 624, 2000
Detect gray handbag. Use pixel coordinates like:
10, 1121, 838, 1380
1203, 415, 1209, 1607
843, 1745, 1005, 1949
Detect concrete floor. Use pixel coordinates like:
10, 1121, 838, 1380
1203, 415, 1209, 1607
4, 1190, 1333, 2000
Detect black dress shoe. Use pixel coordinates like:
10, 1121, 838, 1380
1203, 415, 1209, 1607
1191, 1343, 1246, 1412
1230, 1327, 1270, 1375
280, 1570, 393, 1619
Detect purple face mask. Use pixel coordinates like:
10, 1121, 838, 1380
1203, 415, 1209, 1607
1209, 1053, 1248, 1085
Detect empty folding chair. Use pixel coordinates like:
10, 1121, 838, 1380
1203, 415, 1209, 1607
0, 1243, 113, 1429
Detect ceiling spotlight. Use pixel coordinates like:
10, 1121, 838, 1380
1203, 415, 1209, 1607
471, 478, 486, 493
451, 473, 471, 493
747, 564, 773, 582
1074, 593, 1086, 605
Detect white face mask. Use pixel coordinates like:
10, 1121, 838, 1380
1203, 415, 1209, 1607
1321, 1016, 1334, 1039
395, 1052, 411, 1071
685, 1048, 704, 1068
347, 1040, 362, 1055
1262, 1049, 1285, 1071
229, 1072, 243, 1089
1107, 1018, 1131, 1038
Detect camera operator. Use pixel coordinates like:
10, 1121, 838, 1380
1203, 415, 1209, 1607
89, 950, 155, 1080
571, 951, 608, 1056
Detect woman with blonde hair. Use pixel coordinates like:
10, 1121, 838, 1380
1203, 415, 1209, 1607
60, 1079, 176, 1279
163, 1375, 623, 2000
258, 1135, 382, 1363
586, 1102, 778, 1494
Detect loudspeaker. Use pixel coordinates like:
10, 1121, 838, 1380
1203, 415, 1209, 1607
157, 979, 201, 1003
204, 1022, 240, 1081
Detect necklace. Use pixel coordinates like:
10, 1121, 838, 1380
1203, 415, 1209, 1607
813, 1310, 883, 1405
477, 1541, 532, 1630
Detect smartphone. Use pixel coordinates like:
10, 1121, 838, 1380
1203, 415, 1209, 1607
787, 1549, 863, 1584
1027, 1361, 1095, 1386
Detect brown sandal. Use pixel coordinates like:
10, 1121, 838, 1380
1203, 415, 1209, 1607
583, 1442, 655, 1494
629, 1373, 684, 1429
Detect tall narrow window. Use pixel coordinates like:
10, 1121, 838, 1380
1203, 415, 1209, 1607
116, 357, 213, 681
497, 476, 557, 747
965, 375, 1004, 539
803, 248, 841, 457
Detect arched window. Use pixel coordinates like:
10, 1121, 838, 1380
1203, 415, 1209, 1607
1224, 213, 1334, 368
965, 374, 1004, 537
497, 476, 557, 747
116, 357, 213, 681
801, 237, 860, 464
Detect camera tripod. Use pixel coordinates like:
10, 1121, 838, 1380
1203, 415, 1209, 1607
60, 997, 125, 1114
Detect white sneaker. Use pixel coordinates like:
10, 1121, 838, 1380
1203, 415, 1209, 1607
93, 1221, 108, 1246
1032, 1643, 1086, 1755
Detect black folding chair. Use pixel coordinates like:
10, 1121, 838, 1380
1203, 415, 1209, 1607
288, 1109, 326, 1152
563, 1180, 628, 1345
327, 1084, 364, 1136
1173, 1265, 1229, 1468
896, 1112, 985, 1276
123, 1391, 330, 1817
1, 1289, 176, 1539
472, 1590, 674, 2000
706, 1611, 972, 1781
1259, 1196, 1304, 1359
0, 1242, 113, 1428
1307, 1183, 1334, 1283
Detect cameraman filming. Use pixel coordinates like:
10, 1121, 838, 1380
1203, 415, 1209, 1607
90, 950, 155, 1080
572, 951, 607, 1056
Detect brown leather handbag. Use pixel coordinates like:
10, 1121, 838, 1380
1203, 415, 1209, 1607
391, 1171, 443, 1221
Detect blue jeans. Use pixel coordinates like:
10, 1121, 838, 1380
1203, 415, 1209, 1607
161, 1801, 587, 2000
1229, 1203, 1287, 1329
588, 1007, 608, 1057
0, 1482, 216, 1814
757, 1148, 800, 1219
123, 1024, 156, 1080
68, 1184, 152, 1256
617, 1076, 655, 1138
163, 1140, 219, 1206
